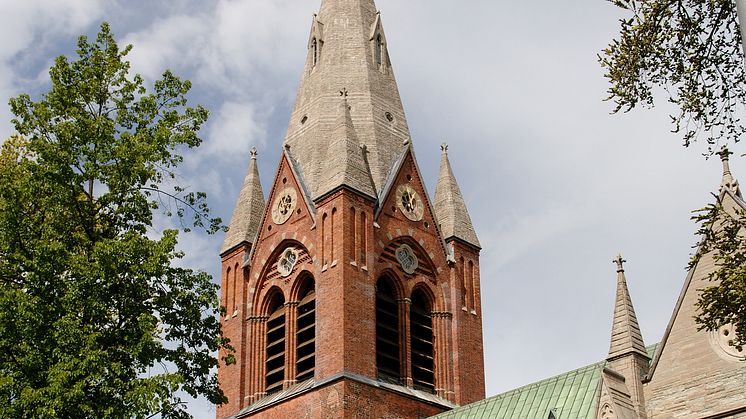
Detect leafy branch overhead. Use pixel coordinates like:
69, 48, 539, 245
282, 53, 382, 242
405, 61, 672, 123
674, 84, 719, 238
600, 0, 746, 150
0, 23, 232, 418
691, 198, 746, 354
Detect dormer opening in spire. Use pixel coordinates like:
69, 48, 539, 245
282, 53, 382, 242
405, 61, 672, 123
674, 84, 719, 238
375, 34, 383, 68
311, 38, 318, 67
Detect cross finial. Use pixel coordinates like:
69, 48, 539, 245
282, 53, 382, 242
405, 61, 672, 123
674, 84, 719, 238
340, 88, 348, 98
613, 254, 626, 273
250, 147, 257, 160
717, 146, 733, 177
441, 143, 448, 153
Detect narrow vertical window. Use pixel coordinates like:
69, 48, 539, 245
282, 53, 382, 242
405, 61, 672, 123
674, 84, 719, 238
311, 38, 318, 66
331, 208, 337, 262
468, 260, 475, 312
376, 277, 400, 382
410, 289, 434, 392
321, 213, 327, 266
224, 267, 231, 315
360, 211, 367, 266
232, 263, 239, 313
265, 294, 286, 394
349, 207, 357, 263
460, 257, 467, 308
375, 34, 383, 67
295, 277, 316, 381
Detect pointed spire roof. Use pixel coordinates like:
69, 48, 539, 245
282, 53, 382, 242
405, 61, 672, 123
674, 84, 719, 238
283, 0, 410, 199
221, 148, 266, 254
607, 255, 648, 360
718, 147, 741, 198
434, 143, 480, 248
316, 89, 376, 200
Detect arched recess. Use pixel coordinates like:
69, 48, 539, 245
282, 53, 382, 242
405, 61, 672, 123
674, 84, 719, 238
293, 274, 316, 382
263, 289, 286, 395
376, 275, 403, 383
410, 286, 435, 392
251, 240, 311, 313
378, 237, 437, 280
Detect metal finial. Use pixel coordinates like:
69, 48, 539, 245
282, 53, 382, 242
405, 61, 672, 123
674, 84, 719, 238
441, 143, 448, 153
340, 88, 349, 98
718, 146, 733, 177
613, 254, 626, 273
250, 147, 258, 160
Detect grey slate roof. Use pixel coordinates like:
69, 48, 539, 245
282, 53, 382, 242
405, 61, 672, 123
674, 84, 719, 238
607, 256, 648, 360
283, 0, 410, 200
221, 148, 265, 254
434, 144, 480, 248
316, 94, 377, 200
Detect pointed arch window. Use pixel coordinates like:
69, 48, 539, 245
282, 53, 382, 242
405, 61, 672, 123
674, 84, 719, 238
295, 277, 316, 382
410, 289, 434, 392
376, 276, 400, 382
265, 293, 286, 394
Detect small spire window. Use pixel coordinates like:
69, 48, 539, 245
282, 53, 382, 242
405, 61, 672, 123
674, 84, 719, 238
311, 38, 318, 67
375, 34, 383, 67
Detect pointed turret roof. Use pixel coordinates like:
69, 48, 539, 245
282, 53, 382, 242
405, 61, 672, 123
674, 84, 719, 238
221, 148, 266, 254
718, 148, 741, 198
607, 255, 648, 360
284, 0, 410, 199
316, 90, 377, 200
434, 143, 480, 248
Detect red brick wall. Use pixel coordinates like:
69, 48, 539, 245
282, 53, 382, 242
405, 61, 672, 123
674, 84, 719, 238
218, 151, 485, 418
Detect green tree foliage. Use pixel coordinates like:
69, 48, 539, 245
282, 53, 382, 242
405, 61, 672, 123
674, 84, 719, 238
0, 23, 231, 417
603, 1, 746, 359
600, 0, 746, 149
692, 193, 746, 355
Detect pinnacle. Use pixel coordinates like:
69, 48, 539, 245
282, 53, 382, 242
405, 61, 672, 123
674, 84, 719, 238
316, 90, 377, 200
221, 148, 266, 255
718, 147, 741, 197
607, 255, 648, 360
434, 143, 480, 248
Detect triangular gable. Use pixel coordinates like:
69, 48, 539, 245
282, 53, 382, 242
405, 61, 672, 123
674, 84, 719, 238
646, 187, 746, 379
246, 149, 316, 270
375, 145, 451, 263
307, 14, 324, 47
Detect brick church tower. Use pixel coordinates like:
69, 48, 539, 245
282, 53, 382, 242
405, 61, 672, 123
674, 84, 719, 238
217, 0, 485, 417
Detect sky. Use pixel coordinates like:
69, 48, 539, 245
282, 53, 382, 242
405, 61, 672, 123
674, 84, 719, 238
1, 0, 741, 417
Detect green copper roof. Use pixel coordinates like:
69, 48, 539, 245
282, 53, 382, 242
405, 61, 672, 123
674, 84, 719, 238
432, 362, 604, 419
433, 344, 659, 419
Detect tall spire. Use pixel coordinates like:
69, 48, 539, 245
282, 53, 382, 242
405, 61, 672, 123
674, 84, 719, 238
283, 0, 410, 199
434, 143, 480, 248
718, 147, 741, 197
221, 148, 266, 254
607, 255, 648, 360
317, 89, 376, 200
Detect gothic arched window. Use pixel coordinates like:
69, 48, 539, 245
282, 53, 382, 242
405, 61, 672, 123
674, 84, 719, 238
410, 289, 434, 392
376, 276, 400, 382
265, 292, 286, 394
295, 276, 316, 382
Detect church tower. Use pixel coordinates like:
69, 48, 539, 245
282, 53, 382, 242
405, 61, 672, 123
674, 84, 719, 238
217, 0, 485, 418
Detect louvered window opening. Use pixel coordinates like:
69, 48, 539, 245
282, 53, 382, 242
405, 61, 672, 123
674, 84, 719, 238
410, 292, 434, 392
265, 304, 286, 394
296, 289, 316, 381
376, 279, 400, 383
